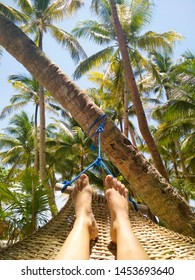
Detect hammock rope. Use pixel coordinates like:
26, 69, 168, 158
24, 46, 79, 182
58, 114, 114, 193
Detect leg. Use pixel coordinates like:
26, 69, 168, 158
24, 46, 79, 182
105, 175, 150, 260
55, 174, 98, 260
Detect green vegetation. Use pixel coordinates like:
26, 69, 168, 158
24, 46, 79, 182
0, 0, 194, 243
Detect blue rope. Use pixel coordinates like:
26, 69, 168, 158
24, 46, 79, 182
60, 114, 113, 193
129, 197, 138, 211
87, 114, 107, 137
58, 114, 139, 212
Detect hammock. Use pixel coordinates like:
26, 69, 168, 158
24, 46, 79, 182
0, 192, 195, 260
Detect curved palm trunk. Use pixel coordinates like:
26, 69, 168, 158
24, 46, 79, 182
0, 15, 195, 237
108, 0, 168, 181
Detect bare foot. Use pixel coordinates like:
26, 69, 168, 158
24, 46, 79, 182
72, 174, 98, 240
105, 175, 129, 242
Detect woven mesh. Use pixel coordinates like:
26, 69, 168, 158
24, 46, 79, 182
0, 193, 195, 260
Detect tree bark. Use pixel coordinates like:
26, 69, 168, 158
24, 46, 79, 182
38, 32, 46, 181
34, 103, 39, 173
128, 123, 137, 147
0, 15, 195, 237
39, 85, 46, 180
123, 83, 129, 138
108, 0, 169, 181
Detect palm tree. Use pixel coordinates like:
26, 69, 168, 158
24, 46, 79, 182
154, 53, 195, 180
1, 74, 40, 172
0, 0, 86, 180
72, 0, 182, 179
0, 73, 68, 173
0, 111, 35, 179
143, 51, 179, 175
1, 14, 195, 237
0, 168, 50, 243
0, 108, 61, 215
87, 69, 138, 144
146, 51, 175, 101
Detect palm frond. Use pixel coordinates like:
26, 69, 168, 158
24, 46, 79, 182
16, 0, 33, 14
63, 0, 84, 15
49, 25, 87, 63
90, 0, 112, 23
181, 132, 195, 154
182, 50, 195, 60
0, 3, 28, 23
0, 102, 29, 120
73, 46, 115, 79
165, 99, 195, 120
130, 0, 153, 32
137, 31, 182, 53
43, 0, 67, 21
72, 20, 112, 44
34, 0, 51, 13
0, 135, 20, 150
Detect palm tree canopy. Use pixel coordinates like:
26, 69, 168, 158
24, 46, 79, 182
0, 0, 87, 63
0, 73, 67, 120
72, 0, 182, 78
0, 111, 34, 171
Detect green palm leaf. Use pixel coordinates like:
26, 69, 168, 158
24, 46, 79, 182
49, 24, 87, 63
73, 46, 115, 79
129, 0, 153, 32
16, 0, 33, 14
73, 20, 113, 44
0, 3, 28, 22
137, 31, 182, 53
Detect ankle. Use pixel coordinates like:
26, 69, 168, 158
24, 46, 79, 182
74, 216, 90, 234
75, 213, 98, 240
115, 213, 130, 228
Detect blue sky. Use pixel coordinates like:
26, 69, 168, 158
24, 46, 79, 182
0, 0, 195, 131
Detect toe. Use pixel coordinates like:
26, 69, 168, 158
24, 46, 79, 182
79, 174, 89, 187
124, 188, 129, 199
105, 175, 114, 190
119, 183, 126, 195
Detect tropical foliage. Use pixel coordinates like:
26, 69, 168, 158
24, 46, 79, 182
0, 0, 87, 181
0, 169, 50, 244
0, 0, 194, 243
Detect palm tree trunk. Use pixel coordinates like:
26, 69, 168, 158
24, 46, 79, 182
37, 31, 57, 216
173, 160, 179, 177
108, 0, 168, 181
39, 85, 46, 180
119, 118, 123, 132
128, 123, 137, 147
1, 14, 195, 237
123, 83, 129, 138
31, 179, 36, 232
38, 32, 46, 181
34, 104, 39, 173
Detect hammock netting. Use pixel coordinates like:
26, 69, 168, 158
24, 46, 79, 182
0, 193, 195, 260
